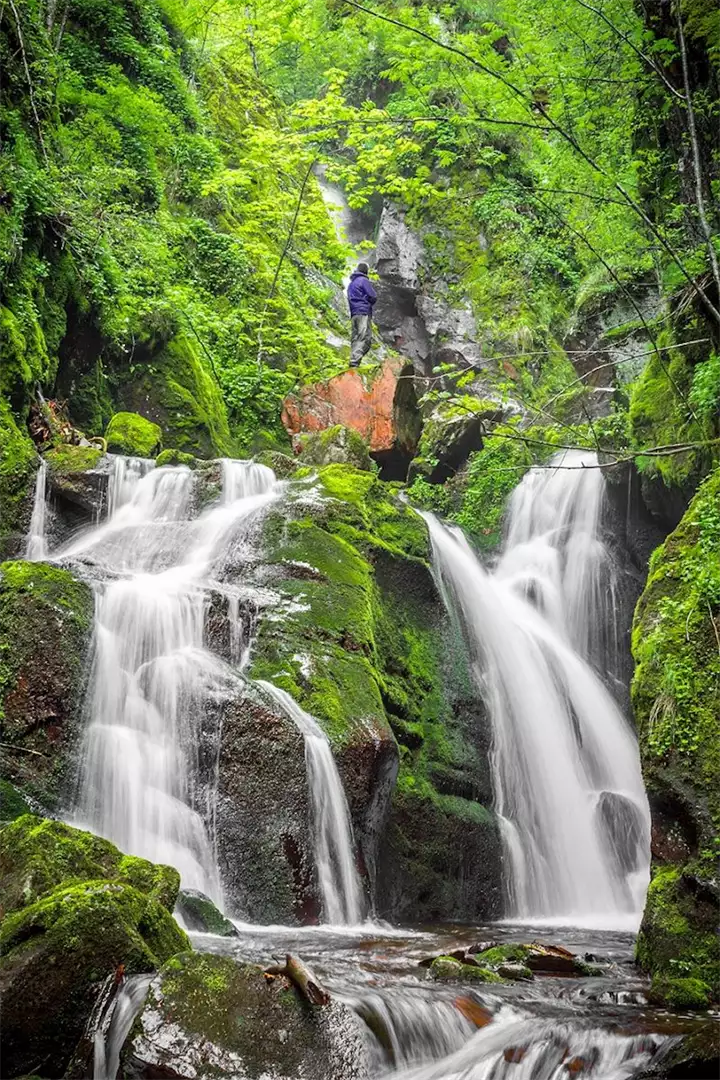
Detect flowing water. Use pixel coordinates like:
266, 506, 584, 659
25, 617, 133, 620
25, 457, 48, 560
43, 450, 699, 1079
62, 456, 279, 900
257, 680, 365, 926
422, 451, 651, 927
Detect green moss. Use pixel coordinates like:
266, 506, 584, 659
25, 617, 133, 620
118, 335, 232, 458
44, 444, 102, 476
0, 878, 186, 962
105, 411, 162, 457
0, 400, 36, 559
296, 426, 375, 472
175, 890, 238, 936
155, 448, 199, 468
429, 956, 503, 983
0, 815, 181, 915
650, 975, 713, 1011
475, 944, 530, 966
632, 469, 720, 833
0, 780, 32, 823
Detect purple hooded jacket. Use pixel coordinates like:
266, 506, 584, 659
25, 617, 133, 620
347, 271, 377, 316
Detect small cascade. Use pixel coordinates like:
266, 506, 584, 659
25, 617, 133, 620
258, 681, 365, 926
65, 456, 279, 900
423, 451, 651, 926
93, 975, 152, 1080
388, 1014, 667, 1080
25, 457, 48, 561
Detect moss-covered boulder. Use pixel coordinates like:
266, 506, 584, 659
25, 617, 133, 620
0, 816, 188, 1079
121, 952, 368, 1080
155, 448, 200, 469
175, 888, 238, 936
0, 561, 94, 811
0, 814, 181, 914
295, 424, 376, 472
44, 444, 108, 525
116, 334, 232, 458
632, 469, 720, 1009
215, 463, 501, 922
429, 955, 502, 983
105, 411, 162, 458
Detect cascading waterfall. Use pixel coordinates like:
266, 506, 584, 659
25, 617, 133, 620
64, 456, 279, 900
258, 681, 365, 926
25, 457, 48, 561
423, 451, 651, 926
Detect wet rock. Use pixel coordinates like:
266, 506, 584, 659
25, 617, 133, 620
294, 424, 376, 472
407, 400, 506, 485
121, 952, 369, 1080
214, 693, 320, 924
0, 560, 93, 812
0, 816, 187, 1079
175, 889, 239, 937
44, 444, 110, 527
429, 956, 502, 983
281, 357, 421, 480
472, 943, 598, 978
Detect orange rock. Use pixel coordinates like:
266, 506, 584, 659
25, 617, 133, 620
503, 1046, 528, 1063
281, 358, 419, 457
453, 997, 493, 1028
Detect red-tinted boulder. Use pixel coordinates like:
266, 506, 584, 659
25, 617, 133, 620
281, 359, 421, 477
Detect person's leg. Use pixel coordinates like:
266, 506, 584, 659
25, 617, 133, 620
350, 315, 363, 367
359, 315, 373, 360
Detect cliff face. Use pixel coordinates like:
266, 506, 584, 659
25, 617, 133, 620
632, 469, 720, 1009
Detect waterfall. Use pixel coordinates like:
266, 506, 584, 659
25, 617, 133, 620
423, 451, 650, 927
258, 681, 365, 926
68, 457, 279, 901
25, 457, 48, 561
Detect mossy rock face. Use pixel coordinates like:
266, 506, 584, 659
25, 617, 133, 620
0, 400, 37, 560
116, 334, 232, 458
0, 814, 181, 916
0, 779, 32, 823
0, 561, 94, 811
216, 463, 501, 922
121, 952, 368, 1080
175, 888, 239, 936
295, 425, 376, 472
44, 445, 109, 524
632, 469, 720, 1007
105, 411, 162, 458
0, 816, 187, 1079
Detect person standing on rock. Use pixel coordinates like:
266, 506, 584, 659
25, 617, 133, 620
347, 262, 377, 368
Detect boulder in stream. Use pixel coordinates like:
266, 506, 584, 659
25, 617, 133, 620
121, 951, 369, 1080
175, 889, 239, 937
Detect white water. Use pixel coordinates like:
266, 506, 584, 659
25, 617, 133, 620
93, 974, 152, 1080
258, 680, 365, 926
424, 451, 650, 926
390, 1012, 665, 1080
25, 457, 48, 561
66, 457, 279, 900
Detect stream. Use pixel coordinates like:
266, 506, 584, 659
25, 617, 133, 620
188, 919, 703, 1079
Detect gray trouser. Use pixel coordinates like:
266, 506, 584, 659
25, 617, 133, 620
350, 314, 372, 365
